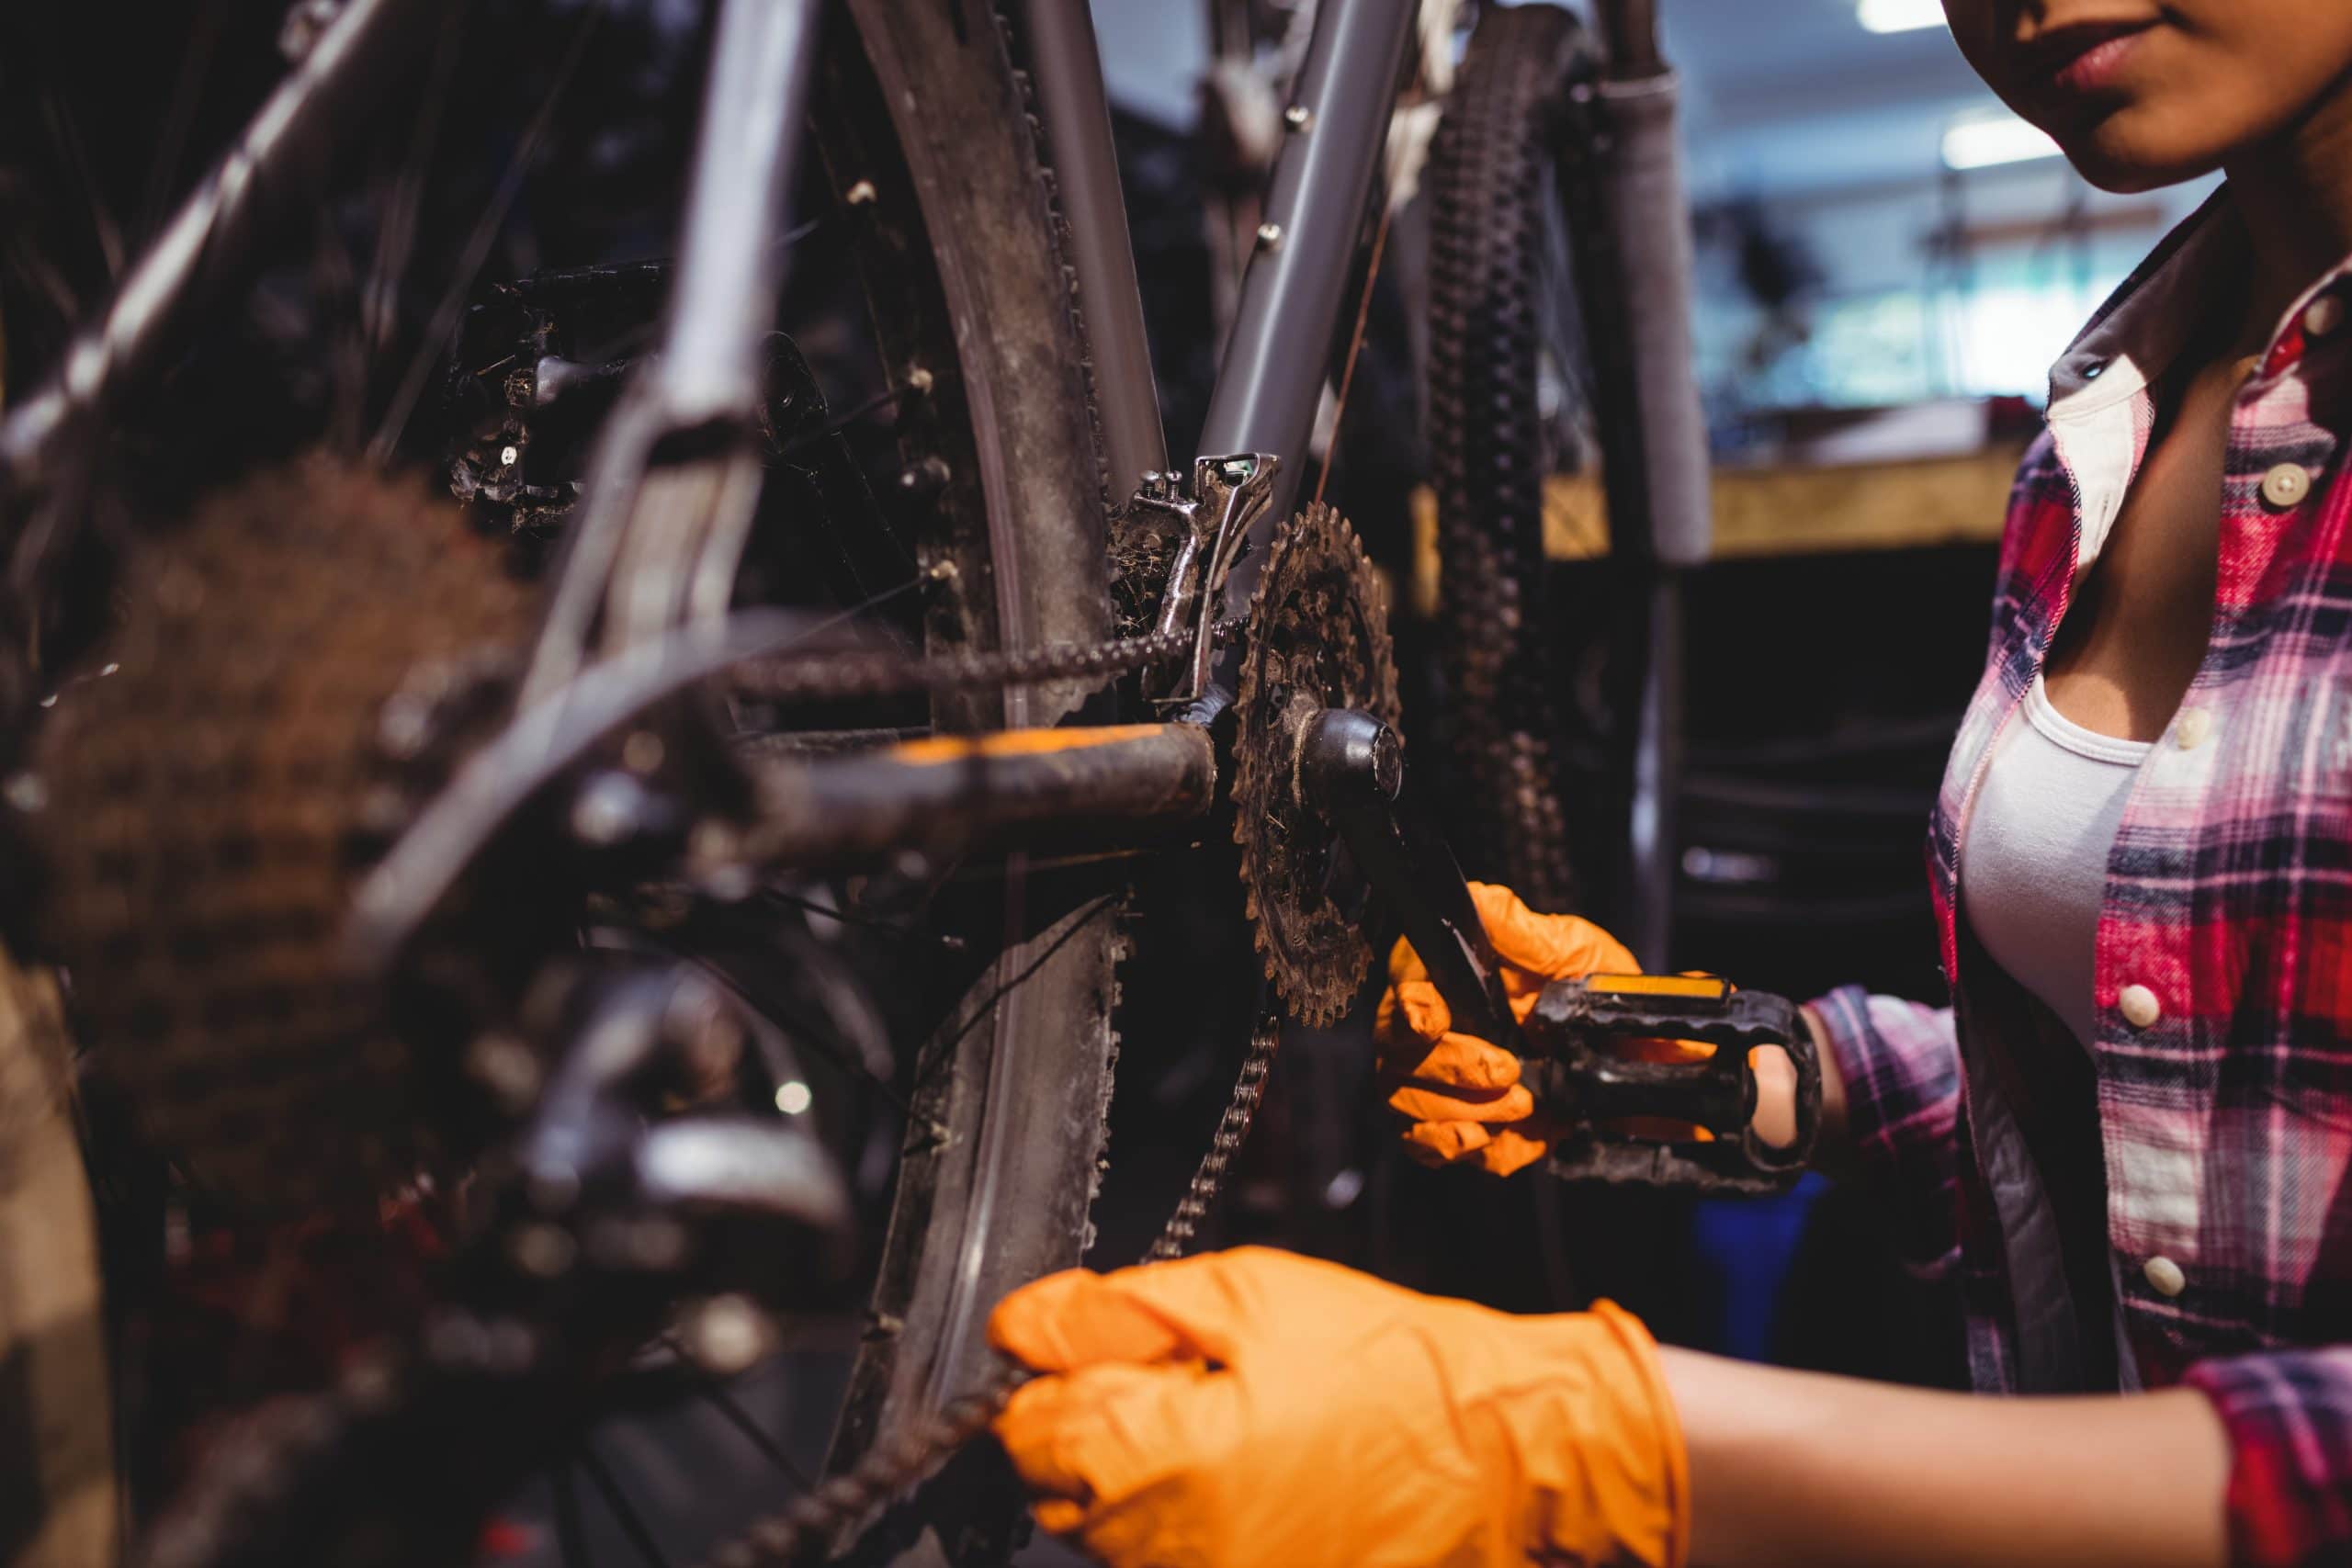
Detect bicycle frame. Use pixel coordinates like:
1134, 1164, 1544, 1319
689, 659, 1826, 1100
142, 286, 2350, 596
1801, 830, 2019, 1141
4, 0, 1706, 963
0, 10, 1751, 1555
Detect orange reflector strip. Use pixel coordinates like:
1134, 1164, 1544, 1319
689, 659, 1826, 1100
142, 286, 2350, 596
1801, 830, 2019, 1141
883, 725, 1171, 766
1584, 974, 1730, 1002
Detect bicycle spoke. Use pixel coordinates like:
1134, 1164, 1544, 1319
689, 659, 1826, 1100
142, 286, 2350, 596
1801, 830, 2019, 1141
368, 0, 607, 459
317, 200, 370, 450
38, 82, 123, 282
776, 576, 923, 650
575, 1441, 676, 1568
136, 0, 227, 243
365, 0, 469, 357
553, 1461, 596, 1568
924, 891, 1117, 1085
763, 998, 911, 1115
4, 234, 83, 325
686, 951, 912, 1116
660, 1337, 815, 1490
757, 887, 930, 944
774, 377, 933, 460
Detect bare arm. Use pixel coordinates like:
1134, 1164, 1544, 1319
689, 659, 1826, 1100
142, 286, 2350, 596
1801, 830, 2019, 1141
1661, 1348, 2232, 1568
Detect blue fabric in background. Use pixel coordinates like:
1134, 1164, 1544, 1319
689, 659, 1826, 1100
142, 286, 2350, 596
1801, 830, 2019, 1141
1690, 1172, 1828, 1361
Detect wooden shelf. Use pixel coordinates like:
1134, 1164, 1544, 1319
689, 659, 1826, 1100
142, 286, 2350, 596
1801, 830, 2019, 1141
1408, 443, 2029, 616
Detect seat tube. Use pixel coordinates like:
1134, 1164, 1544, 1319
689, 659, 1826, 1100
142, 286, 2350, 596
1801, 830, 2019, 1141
1191, 0, 1420, 698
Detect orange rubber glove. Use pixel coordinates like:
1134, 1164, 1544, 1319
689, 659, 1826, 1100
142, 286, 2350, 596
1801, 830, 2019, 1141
1374, 881, 1641, 1176
989, 1247, 1688, 1568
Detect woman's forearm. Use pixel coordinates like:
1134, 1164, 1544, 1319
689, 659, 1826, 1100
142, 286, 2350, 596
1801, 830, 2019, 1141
1658, 1348, 2231, 1568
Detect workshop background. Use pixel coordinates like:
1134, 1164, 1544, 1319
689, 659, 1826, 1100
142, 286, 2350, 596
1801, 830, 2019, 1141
0, 2, 2217, 1559
1083, 0, 2217, 1397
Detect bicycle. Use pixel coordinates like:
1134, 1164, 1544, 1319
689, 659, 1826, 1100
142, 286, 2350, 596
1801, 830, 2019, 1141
0, 2, 1740, 1563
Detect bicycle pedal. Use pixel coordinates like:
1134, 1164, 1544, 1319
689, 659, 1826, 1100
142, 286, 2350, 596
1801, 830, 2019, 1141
1522, 974, 1820, 1194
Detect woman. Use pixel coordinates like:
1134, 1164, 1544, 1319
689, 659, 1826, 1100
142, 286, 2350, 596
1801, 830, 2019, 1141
984, 4, 2352, 1563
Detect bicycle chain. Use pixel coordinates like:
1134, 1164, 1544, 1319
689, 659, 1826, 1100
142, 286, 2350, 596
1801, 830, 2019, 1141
1147, 1013, 1281, 1262
692, 1012, 1281, 1567
729, 625, 1206, 704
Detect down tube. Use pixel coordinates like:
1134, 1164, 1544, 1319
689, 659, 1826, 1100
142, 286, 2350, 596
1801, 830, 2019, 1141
1193, 0, 1420, 635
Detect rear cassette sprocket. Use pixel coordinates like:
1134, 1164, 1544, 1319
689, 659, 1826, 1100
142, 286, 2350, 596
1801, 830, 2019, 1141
27, 455, 537, 1205
1231, 502, 1400, 1027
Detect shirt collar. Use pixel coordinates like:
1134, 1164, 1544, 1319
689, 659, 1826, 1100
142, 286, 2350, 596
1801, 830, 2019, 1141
2046, 188, 2242, 419
2046, 184, 2352, 421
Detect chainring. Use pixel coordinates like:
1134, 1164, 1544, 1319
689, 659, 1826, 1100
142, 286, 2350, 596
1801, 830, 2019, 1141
1232, 503, 1401, 1027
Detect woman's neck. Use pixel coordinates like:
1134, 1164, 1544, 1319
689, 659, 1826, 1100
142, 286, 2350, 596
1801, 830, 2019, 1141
2225, 79, 2352, 338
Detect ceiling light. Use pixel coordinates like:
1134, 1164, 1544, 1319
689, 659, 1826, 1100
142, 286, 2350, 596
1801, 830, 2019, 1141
1941, 109, 2063, 169
1858, 0, 1947, 32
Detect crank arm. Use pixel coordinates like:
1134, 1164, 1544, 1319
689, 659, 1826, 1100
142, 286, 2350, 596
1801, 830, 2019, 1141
1296, 709, 1524, 1052
1295, 707, 1819, 1194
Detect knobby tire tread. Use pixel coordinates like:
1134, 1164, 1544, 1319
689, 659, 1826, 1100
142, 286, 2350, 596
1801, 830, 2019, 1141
1426, 3, 1586, 913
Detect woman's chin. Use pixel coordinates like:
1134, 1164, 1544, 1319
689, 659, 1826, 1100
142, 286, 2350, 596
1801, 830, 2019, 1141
2055, 118, 2227, 195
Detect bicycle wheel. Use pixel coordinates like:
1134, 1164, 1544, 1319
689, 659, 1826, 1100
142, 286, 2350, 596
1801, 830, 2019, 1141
812, 6, 1130, 1560
1425, 1, 1594, 914
5, 2, 1127, 1562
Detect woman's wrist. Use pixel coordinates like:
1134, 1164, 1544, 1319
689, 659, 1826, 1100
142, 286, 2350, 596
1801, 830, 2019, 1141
1745, 1006, 1849, 1163
1798, 1002, 1853, 1172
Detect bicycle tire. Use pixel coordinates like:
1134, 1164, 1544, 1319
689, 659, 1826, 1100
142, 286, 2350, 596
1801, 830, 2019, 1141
813, 5, 1123, 1562
6, 2, 1125, 1561
1425, 2, 1590, 914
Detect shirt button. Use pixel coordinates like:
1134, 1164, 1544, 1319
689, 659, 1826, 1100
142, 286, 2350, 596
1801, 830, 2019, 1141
2307, 295, 2346, 337
2174, 707, 2213, 750
2261, 463, 2313, 509
2119, 984, 2162, 1029
2143, 1256, 2188, 1297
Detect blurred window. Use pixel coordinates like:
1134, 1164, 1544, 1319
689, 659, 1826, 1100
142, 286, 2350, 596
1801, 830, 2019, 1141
1703, 237, 2152, 413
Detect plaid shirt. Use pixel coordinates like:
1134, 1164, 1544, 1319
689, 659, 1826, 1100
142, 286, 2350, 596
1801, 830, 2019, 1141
1808, 190, 2352, 1566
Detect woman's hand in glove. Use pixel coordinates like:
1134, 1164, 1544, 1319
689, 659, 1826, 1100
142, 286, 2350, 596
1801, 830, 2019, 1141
1373, 881, 1639, 1175
1374, 883, 1799, 1175
988, 1247, 1688, 1568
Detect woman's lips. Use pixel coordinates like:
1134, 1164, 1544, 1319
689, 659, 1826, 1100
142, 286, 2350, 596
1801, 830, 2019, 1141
2041, 27, 2151, 98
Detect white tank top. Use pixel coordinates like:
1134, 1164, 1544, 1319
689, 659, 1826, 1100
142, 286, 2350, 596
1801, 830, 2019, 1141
1959, 674, 2153, 1048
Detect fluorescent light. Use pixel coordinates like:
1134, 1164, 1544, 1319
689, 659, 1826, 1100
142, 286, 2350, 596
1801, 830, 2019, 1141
1941, 109, 2063, 169
1858, 0, 1946, 32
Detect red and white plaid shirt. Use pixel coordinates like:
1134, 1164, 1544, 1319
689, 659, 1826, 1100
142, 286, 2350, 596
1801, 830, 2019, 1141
1809, 189, 2352, 1565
